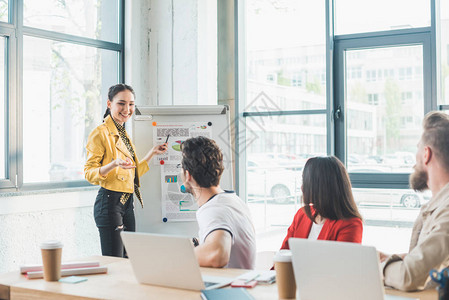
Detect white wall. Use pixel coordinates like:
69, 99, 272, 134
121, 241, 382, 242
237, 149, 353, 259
127, 0, 217, 106
0, 189, 100, 273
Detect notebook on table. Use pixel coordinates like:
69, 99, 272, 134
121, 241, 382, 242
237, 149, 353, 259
201, 288, 255, 300
121, 231, 233, 291
288, 239, 418, 300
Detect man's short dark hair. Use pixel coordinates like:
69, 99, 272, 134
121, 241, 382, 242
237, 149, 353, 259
181, 136, 224, 188
422, 111, 449, 170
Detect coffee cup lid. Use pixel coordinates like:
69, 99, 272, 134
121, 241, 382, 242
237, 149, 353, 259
273, 249, 292, 262
40, 240, 63, 249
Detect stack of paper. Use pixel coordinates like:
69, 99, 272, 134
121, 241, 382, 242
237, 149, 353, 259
20, 261, 108, 279
236, 270, 276, 284
20, 261, 100, 274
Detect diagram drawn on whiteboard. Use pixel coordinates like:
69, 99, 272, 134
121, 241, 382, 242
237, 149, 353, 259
153, 122, 213, 222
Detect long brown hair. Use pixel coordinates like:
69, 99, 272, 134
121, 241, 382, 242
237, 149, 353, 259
302, 156, 362, 222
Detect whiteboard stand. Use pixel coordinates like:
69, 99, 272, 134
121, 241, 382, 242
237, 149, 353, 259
132, 105, 233, 237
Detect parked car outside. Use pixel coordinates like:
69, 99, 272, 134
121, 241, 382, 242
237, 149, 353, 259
353, 188, 431, 208
393, 152, 416, 165
349, 165, 430, 208
368, 155, 383, 164
247, 159, 302, 204
249, 152, 305, 171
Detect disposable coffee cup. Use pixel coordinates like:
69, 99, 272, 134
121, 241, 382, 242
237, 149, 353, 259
274, 250, 296, 299
40, 240, 63, 281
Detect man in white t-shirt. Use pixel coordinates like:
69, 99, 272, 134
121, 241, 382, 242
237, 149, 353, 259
180, 136, 256, 269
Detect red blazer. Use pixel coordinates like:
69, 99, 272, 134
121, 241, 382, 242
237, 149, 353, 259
280, 207, 363, 249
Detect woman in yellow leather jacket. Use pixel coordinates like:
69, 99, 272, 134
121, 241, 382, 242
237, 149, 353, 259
84, 84, 167, 257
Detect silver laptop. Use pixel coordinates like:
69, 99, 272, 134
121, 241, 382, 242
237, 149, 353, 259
289, 239, 417, 300
121, 231, 233, 291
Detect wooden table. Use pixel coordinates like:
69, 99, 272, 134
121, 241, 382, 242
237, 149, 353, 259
0, 256, 437, 299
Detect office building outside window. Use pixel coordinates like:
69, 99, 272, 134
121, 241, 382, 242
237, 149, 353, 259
345, 45, 424, 174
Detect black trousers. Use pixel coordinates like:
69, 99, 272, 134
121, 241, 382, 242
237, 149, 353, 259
94, 187, 135, 257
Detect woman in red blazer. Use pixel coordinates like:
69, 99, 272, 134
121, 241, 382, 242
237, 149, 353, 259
280, 156, 363, 250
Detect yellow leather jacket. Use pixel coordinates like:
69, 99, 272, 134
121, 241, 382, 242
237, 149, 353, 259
84, 115, 149, 193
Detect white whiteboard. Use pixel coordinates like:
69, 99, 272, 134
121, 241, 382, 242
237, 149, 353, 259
132, 105, 233, 237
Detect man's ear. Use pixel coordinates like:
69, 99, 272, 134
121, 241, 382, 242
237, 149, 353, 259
184, 170, 192, 182
423, 146, 432, 165
184, 170, 199, 187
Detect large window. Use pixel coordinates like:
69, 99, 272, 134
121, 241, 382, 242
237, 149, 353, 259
23, 37, 118, 183
0, 0, 123, 190
242, 0, 328, 251
23, 0, 118, 42
240, 0, 443, 253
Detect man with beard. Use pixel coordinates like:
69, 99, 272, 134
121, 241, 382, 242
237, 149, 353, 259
180, 136, 256, 269
380, 111, 449, 291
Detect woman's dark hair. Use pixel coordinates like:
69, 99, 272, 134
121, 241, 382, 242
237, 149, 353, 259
103, 83, 136, 119
302, 156, 362, 222
180, 136, 224, 188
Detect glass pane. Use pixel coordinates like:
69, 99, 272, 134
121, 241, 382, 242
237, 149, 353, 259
440, 0, 449, 105
335, 0, 430, 35
0, 38, 5, 179
354, 188, 430, 253
23, 36, 118, 183
24, 0, 119, 43
345, 45, 424, 173
245, 114, 327, 251
0, 1, 7, 23
246, 0, 326, 110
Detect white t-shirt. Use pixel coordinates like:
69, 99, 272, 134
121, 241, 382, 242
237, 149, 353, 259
196, 191, 256, 269
308, 222, 324, 240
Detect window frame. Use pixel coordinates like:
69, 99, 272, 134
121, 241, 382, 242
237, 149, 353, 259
0, 0, 124, 191
334, 29, 434, 189
0, 2, 17, 189
236, 0, 442, 196
0, 32, 16, 189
